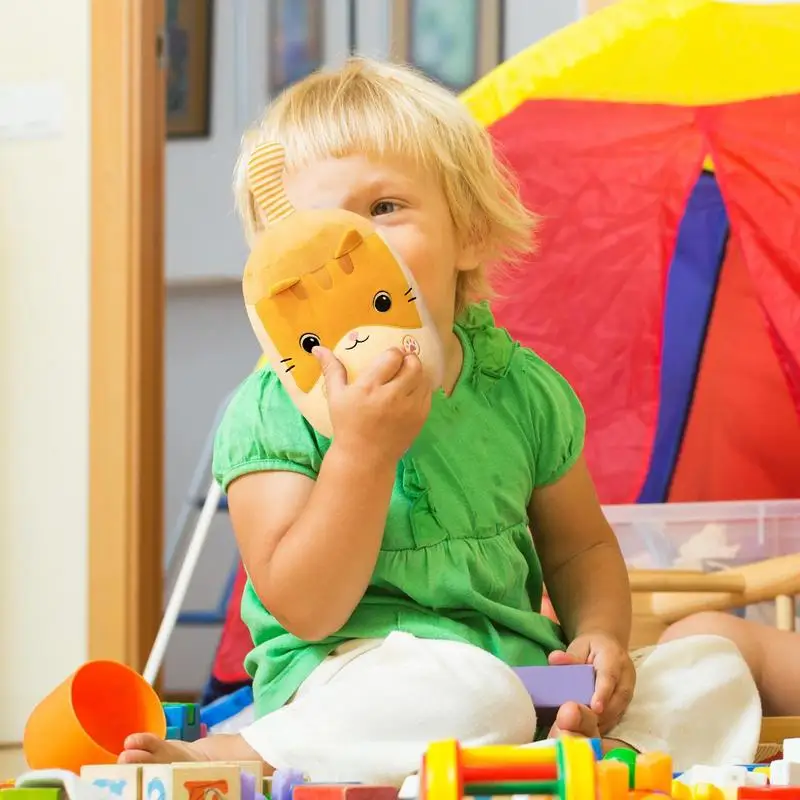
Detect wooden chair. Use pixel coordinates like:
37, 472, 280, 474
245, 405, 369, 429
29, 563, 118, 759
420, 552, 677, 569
628, 553, 800, 749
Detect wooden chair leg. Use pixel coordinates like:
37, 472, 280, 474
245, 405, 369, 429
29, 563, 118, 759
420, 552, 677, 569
761, 716, 800, 743
775, 595, 796, 632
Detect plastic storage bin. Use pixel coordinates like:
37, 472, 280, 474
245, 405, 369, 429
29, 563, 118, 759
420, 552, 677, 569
603, 499, 800, 625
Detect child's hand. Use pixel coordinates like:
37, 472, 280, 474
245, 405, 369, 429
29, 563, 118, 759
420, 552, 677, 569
548, 631, 636, 734
314, 346, 431, 463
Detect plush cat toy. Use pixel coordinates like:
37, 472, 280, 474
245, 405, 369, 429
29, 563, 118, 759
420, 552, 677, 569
242, 142, 445, 439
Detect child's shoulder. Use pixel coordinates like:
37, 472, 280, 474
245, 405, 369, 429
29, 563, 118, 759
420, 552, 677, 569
458, 304, 586, 486
212, 364, 325, 490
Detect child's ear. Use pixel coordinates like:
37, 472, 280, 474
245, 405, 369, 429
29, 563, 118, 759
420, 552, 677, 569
455, 237, 487, 273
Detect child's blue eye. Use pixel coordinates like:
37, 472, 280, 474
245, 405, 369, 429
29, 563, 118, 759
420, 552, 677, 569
371, 200, 397, 216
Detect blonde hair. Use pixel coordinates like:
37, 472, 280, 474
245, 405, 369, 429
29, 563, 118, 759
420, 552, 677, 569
233, 57, 537, 313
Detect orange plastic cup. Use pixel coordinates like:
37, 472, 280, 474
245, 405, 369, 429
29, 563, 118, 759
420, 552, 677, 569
24, 660, 166, 772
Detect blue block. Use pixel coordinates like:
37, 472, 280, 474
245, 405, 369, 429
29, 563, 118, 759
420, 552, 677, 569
163, 702, 203, 741
165, 725, 182, 740
182, 721, 202, 742
163, 704, 188, 729
200, 685, 254, 729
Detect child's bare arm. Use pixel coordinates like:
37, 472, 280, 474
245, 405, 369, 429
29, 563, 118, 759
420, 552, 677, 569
228, 346, 430, 642
528, 454, 631, 645
529, 455, 635, 729
228, 446, 396, 641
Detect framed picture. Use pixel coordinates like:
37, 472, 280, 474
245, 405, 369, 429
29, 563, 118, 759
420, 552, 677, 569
166, 0, 214, 139
390, 0, 504, 92
269, 0, 325, 95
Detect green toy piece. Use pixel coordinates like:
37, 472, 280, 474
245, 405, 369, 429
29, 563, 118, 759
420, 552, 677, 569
604, 747, 637, 788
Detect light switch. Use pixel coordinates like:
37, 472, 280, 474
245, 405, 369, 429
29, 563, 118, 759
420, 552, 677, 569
0, 82, 64, 140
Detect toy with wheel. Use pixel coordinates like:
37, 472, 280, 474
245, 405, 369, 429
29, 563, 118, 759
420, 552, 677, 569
419, 737, 674, 800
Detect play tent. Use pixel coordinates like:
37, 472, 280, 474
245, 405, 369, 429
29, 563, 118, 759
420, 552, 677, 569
203, 0, 800, 705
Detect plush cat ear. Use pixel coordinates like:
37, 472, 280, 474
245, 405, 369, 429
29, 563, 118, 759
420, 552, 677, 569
268, 276, 301, 297
335, 229, 363, 258
248, 142, 295, 223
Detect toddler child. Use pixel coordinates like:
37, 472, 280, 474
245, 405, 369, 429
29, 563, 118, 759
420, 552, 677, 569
121, 57, 761, 783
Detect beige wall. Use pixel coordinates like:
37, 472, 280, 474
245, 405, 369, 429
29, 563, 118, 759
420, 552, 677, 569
586, 0, 616, 11
0, 0, 90, 741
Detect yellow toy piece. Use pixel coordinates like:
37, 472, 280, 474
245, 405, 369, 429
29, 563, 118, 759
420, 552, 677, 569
597, 760, 630, 800
671, 780, 694, 800
558, 736, 597, 800
753, 766, 770, 778
634, 752, 673, 794
422, 739, 462, 800
461, 745, 557, 768
691, 783, 725, 800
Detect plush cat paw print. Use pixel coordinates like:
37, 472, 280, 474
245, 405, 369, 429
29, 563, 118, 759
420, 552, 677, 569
402, 335, 420, 356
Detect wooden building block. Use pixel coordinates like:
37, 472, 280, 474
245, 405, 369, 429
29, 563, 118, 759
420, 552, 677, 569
142, 766, 174, 800
144, 765, 242, 800
80, 765, 142, 800
169, 764, 261, 800
294, 786, 398, 800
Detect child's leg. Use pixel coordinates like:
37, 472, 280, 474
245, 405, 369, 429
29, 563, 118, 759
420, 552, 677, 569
660, 611, 800, 717
122, 633, 539, 786
605, 633, 761, 772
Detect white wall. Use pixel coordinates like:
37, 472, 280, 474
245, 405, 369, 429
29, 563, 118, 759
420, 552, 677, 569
0, 0, 90, 740
161, 0, 582, 694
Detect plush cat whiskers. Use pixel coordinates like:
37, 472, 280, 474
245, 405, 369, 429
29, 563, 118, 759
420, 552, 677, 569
242, 142, 444, 438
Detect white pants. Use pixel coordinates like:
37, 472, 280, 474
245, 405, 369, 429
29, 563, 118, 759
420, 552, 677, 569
241, 632, 761, 785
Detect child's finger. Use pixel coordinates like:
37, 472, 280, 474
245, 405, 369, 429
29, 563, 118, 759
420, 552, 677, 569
359, 348, 405, 386
591, 666, 619, 715
548, 649, 581, 666
313, 347, 348, 394
605, 668, 636, 727
566, 638, 591, 663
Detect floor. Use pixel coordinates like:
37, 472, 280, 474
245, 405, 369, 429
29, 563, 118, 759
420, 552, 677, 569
0, 747, 26, 779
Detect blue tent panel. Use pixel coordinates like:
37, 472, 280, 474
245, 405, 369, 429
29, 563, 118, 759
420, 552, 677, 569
638, 172, 729, 503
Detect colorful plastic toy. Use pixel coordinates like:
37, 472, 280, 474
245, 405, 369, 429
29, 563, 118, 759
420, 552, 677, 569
23, 660, 166, 773
163, 702, 205, 742
418, 736, 674, 800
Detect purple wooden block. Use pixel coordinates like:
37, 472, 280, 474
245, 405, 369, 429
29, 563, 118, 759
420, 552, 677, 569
513, 664, 595, 727
240, 772, 256, 800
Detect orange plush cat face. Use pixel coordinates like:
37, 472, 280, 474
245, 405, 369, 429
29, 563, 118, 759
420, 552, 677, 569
242, 142, 444, 438
248, 220, 424, 393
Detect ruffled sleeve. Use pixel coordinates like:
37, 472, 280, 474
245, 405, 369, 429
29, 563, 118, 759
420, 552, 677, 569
212, 367, 327, 492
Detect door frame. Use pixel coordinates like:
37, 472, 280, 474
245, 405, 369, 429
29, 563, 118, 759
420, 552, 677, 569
89, 0, 165, 671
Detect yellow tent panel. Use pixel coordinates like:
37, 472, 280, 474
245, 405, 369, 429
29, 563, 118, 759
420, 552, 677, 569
462, 0, 800, 128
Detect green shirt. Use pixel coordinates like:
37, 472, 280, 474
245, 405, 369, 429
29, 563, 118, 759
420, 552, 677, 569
213, 302, 585, 718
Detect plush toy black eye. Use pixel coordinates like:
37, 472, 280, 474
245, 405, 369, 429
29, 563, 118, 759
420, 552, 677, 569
299, 333, 321, 353
373, 291, 392, 312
